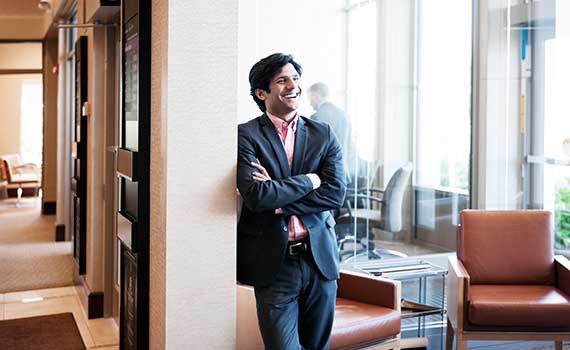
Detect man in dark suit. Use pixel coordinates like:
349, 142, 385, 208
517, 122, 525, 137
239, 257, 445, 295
308, 82, 356, 184
237, 53, 346, 350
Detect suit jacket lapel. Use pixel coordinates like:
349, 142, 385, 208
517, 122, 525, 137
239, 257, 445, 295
260, 114, 291, 178
292, 116, 307, 176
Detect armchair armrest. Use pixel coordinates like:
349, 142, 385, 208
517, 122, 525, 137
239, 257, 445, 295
555, 255, 570, 296
447, 256, 470, 330
337, 270, 401, 311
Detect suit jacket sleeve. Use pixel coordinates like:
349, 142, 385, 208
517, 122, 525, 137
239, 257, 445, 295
280, 125, 347, 216
237, 124, 315, 212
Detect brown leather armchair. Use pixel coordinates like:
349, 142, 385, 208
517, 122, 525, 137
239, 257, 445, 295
237, 270, 402, 350
447, 210, 570, 350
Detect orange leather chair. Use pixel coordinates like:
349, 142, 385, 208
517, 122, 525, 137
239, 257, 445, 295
447, 210, 570, 350
237, 270, 402, 350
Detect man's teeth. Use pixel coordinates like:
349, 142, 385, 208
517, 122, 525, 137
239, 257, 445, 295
284, 93, 298, 98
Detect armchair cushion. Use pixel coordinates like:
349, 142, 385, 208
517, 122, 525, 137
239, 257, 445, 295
468, 285, 570, 327
459, 210, 555, 285
331, 298, 400, 350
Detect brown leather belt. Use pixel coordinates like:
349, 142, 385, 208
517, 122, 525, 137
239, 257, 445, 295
287, 238, 309, 256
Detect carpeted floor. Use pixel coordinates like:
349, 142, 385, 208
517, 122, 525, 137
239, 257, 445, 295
0, 197, 75, 293
0, 313, 85, 349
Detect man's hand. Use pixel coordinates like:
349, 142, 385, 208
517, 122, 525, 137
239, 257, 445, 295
251, 162, 272, 182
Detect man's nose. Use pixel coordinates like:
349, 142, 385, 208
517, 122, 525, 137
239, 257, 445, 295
285, 78, 297, 90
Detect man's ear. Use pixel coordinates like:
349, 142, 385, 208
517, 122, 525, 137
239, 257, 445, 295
255, 89, 266, 101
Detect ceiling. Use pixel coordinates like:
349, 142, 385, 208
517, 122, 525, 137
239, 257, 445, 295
0, 0, 45, 17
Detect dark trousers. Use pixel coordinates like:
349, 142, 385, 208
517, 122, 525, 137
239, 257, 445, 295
254, 247, 337, 350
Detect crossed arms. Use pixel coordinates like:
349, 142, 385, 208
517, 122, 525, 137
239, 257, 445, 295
237, 125, 347, 216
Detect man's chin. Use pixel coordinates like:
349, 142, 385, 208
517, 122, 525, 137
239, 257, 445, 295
286, 101, 299, 111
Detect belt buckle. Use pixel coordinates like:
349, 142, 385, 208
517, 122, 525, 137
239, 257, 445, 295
288, 242, 305, 256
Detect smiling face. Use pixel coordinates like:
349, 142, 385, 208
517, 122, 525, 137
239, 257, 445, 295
255, 63, 302, 121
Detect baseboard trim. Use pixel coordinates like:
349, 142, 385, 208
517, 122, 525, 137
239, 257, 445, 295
77, 276, 104, 319
55, 224, 65, 241
42, 201, 56, 215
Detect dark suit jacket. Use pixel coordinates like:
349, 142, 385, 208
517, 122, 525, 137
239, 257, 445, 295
237, 114, 347, 286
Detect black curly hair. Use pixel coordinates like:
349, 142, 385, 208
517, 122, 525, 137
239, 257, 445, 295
248, 53, 303, 112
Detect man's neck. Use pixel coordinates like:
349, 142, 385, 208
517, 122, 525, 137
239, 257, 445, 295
267, 109, 297, 122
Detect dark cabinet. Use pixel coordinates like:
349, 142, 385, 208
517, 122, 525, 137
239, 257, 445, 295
118, 0, 151, 349
72, 36, 88, 275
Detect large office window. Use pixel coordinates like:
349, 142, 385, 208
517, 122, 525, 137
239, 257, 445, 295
414, 0, 472, 248
20, 78, 43, 165
346, 0, 377, 163
544, 38, 570, 253
526, 4, 570, 254
238, 0, 474, 263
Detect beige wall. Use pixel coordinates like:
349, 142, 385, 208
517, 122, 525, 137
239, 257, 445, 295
84, 25, 107, 293
0, 43, 42, 70
43, 38, 58, 205
0, 17, 45, 40
150, 0, 167, 347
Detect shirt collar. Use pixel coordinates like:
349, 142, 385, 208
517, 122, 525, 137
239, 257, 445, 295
266, 111, 298, 133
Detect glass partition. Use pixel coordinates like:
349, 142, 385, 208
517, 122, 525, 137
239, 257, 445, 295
238, 0, 473, 263
528, 16, 570, 254
0, 43, 42, 70
507, 0, 570, 255
414, 0, 472, 252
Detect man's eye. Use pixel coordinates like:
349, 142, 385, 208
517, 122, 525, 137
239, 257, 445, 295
293, 76, 299, 81
276, 79, 285, 84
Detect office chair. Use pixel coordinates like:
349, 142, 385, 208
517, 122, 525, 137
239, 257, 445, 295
336, 162, 412, 261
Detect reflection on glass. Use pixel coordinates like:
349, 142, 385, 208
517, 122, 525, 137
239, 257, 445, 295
123, 178, 138, 220
125, 121, 138, 151
124, 21, 139, 151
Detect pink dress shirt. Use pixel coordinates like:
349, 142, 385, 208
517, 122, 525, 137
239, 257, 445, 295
266, 112, 310, 241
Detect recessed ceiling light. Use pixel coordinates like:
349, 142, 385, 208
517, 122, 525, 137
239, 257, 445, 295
22, 297, 44, 303
38, 0, 52, 11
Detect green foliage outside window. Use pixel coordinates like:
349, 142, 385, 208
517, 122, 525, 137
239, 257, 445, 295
555, 185, 570, 249
439, 159, 469, 191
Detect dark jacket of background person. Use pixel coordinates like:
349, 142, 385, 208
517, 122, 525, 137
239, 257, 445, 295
311, 101, 357, 184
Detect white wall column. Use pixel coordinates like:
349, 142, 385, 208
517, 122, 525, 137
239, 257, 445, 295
150, 1, 238, 348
